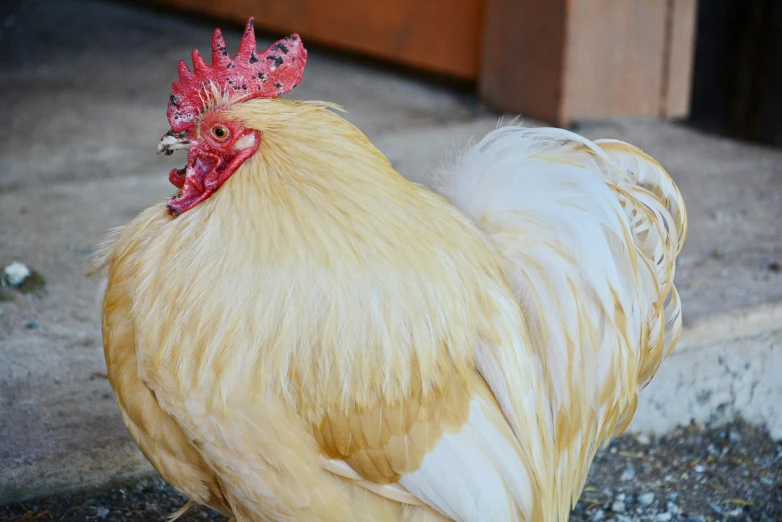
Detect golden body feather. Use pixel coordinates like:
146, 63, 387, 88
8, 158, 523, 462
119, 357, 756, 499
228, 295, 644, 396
94, 99, 686, 521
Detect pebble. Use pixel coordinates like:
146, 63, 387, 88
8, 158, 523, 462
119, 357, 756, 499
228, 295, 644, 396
3, 262, 31, 286
656, 513, 672, 522
637, 492, 655, 506
693, 464, 706, 473
95, 506, 109, 518
620, 467, 636, 481
25, 321, 39, 329
589, 510, 605, 522
667, 502, 680, 515
729, 430, 743, 444
635, 434, 651, 445
611, 500, 626, 513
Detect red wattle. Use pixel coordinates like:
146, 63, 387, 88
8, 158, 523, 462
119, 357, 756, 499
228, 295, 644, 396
169, 168, 185, 189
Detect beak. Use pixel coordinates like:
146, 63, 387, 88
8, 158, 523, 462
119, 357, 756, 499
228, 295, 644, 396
157, 130, 194, 156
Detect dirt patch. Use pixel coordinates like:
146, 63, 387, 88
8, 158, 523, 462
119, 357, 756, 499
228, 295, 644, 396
1, 419, 779, 522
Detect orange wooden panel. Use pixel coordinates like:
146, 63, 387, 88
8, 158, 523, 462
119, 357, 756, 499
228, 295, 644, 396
147, 0, 485, 79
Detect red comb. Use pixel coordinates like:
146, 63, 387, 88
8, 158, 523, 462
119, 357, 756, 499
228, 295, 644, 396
167, 17, 307, 132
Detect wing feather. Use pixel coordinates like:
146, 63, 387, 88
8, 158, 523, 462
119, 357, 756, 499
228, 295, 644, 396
313, 374, 471, 485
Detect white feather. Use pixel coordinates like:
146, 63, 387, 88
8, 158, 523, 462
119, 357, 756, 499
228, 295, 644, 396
398, 393, 535, 522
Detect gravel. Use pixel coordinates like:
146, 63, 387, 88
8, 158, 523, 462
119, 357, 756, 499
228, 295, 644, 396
569, 419, 782, 522
1, 419, 779, 521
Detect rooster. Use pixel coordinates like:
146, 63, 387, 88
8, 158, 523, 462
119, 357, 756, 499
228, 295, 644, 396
90, 18, 687, 522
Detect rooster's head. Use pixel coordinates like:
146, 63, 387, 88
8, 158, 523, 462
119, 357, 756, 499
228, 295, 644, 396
158, 18, 307, 216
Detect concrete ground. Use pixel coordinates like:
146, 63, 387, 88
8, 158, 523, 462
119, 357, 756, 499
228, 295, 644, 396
1, 0, 781, 504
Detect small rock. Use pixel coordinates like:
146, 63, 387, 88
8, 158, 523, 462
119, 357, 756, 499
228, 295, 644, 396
3, 261, 30, 286
611, 500, 626, 513
666, 492, 678, 500
760, 476, 774, 486
687, 516, 706, 522
620, 467, 636, 481
635, 434, 651, 445
638, 493, 655, 506
729, 430, 742, 444
667, 502, 680, 515
25, 321, 39, 329
589, 510, 605, 522
693, 464, 706, 473
656, 513, 672, 522
95, 506, 109, 518
708, 502, 724, 515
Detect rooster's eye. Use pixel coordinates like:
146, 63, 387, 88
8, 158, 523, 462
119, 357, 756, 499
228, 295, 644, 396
211, 126, 229, 140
